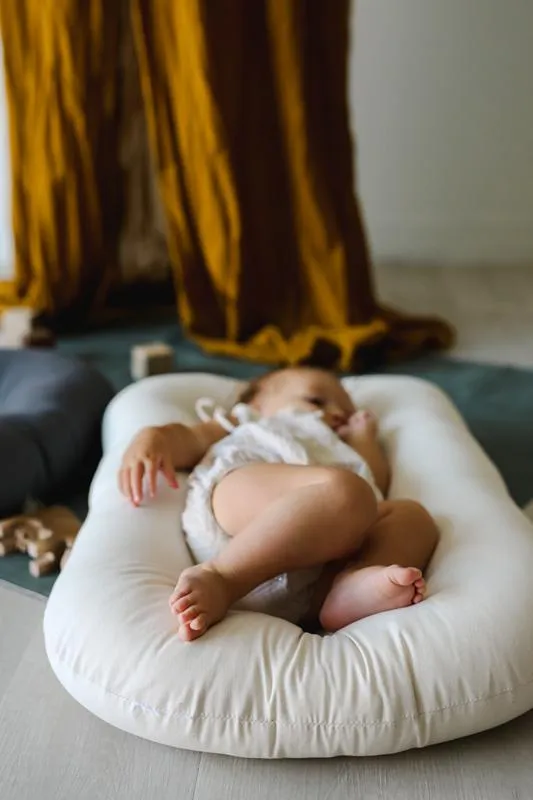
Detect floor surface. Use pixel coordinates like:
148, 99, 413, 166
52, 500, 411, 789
1, 265, 532, 799
375, 264, 533, 368
3, 581, 533, 800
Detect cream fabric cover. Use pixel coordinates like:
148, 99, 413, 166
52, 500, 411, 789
44, 374, 533, 758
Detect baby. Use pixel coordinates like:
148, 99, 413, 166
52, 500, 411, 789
119, 367, 439, 641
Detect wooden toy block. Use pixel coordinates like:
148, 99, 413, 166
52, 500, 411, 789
29, 550, 62, 577
0, 307, 55, 348
0, 506, 81, 577
0, 307, 32, 347
130, 342, 174, 380
0, 521, 19, 555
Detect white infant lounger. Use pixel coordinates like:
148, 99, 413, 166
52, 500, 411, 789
44, 373, 533, 758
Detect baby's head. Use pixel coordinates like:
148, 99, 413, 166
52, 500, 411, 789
239, 367, 356, 431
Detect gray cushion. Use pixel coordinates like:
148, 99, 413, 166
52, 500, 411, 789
0, 349, 114, 515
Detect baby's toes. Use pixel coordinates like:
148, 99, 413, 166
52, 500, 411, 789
169, 593, 186, 612
172, 572, 195, 598
178, 613, 207, 642
169, 586, 198, 614
178, 603, 206, 633
178, 622, 200, 642
412, 578, 427, 604
188, 612, 207, 632
168, 590, 182, 607
179, 605, 202, 624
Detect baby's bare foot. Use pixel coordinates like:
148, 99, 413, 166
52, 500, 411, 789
319, 564, 425, 632
169, 563, 232, 641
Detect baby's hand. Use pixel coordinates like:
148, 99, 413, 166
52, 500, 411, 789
337, 409, 378, 442
119, 426, 178, 506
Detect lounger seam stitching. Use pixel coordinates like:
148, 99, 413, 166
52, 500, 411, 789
53, 655, 533, 730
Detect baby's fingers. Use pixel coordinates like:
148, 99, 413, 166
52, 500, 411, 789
119, 467, 131, 500
162, 458, 179, 489
336, 424, 350, 440
119, 467, 139, 506
130, 462, 145, 506
147, 459, 158, 498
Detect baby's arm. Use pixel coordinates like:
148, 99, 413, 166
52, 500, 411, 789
160, 420, 228, 470
119, 420, 228, 505
339, 411, 391, 497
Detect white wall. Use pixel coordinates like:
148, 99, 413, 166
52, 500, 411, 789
0, 40, 13, 279
351, 0, 533, 266
2, 7, 533, 274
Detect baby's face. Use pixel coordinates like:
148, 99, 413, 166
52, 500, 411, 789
253, 369, 356, 431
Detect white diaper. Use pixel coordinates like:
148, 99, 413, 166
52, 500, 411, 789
181, 400, 382, 624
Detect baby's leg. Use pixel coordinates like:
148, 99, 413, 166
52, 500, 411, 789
170, 464, 378, 640
315, 499, 440, 631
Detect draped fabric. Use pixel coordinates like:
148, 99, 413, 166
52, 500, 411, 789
118, 0, 170, 284
132, 0, 452, 369
0, 0, 123, 317
1, 0, 453, 368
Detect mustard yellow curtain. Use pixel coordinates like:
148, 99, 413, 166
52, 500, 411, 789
1, 1, 452, 368
132, 0, 453, 369
0, 0, 122, 317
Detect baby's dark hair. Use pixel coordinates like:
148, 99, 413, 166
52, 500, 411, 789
237, 372, 275, 405
237, 367, 336, 405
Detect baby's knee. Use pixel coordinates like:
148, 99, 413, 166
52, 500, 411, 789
391, 499, 440, 548
321, 468, 378, 528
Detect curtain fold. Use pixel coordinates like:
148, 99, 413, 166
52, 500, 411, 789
118, 0, 170, 284
0, 0, 123, 317
1, 0, 453, 368
132, 0, 453, 369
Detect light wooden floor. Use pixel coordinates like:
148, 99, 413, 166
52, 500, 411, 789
376, 264, 533, 368
1, 266, 532, 799
3, 581, 533, 800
